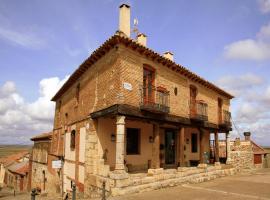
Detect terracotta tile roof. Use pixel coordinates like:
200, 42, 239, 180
0, 151, 29, 167
30, 132, 52, 141
251, 141, 265, 155
51, 32, 234, 101
7, 160, 29, 175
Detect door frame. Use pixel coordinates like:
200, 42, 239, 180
164, 129, 177, 168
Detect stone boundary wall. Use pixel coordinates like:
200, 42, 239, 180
83, 164, 236, 198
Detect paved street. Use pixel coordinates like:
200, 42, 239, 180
1, 168, 269, 200
111, 168, 270, 200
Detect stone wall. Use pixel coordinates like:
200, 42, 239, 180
228, 140, 254, 171
83, 165, 236, 198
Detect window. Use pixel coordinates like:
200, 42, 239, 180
76, 83, 80, 103
191, 133, 198, 153
70, 130, 76, 150
126, 128, 140, 155
143, 66, 155, 104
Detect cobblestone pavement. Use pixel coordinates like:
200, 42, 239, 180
1, 168, 269, 200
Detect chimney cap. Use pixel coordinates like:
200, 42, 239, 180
119, 4, 130, 8
137, 33, 147, 37
164, 51, 174, 55
244, 132, 251, 136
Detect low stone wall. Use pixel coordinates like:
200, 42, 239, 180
83, 164, 236, 198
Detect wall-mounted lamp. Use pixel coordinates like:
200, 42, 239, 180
186, 138, 189, 144
149, 136, 154, 143
111, 134, 116, 142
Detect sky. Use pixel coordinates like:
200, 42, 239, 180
0, 0, 269, 146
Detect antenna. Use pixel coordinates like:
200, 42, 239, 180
132, 18, 139, 37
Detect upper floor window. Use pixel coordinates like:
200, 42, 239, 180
76, 83, 80, 103
70, 130, 76, 150
218, 98, 223, 123
143, 66, 155, 104
58, 100, 62, 112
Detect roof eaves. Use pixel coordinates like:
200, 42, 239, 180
51, 33, 234, 101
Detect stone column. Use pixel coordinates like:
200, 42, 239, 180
226, 132, 231, 164
151, 123, 160, 169
199, 130, 204, 163
179, 127, 185, 167
215, 131, 220, 162
115, 115, 126, 171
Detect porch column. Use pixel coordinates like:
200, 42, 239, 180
115, 115, 126, 171
199, 130, 205, 163
151, 123, 160, 169
226, 131, 231, 164
179, 127, 185, 167
215, 131, 220, 162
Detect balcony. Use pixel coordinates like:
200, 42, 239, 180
190, 100, 208, 121
219, 110, 232, 127
139, 85, 170, 114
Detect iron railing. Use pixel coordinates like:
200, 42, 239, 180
139, 85, 170, 114
190, 100, 208, 121
220, 110, 231, 126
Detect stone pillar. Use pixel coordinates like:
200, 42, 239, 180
199, 130, 204, 163
226, 132, 231, 164
115, 115, 126, 171
151, 124, 160, 169
179, 127, 185, 167
215, 131, 220, 162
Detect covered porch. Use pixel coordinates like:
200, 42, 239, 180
91, 104, 231, 174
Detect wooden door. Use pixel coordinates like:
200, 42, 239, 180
143, 67, 155, 104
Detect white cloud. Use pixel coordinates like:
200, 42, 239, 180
0, 76, 69, 144
0, 26, 47, 49
224, 39, 270, 61
224, 22, 270, 61
216, 74, 270, 146
258, 0, 270, 14
216, 73, 264, 96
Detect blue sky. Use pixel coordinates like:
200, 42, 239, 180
0, 0, 270, 145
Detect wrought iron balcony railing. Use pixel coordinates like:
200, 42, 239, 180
219, 110, 232, 127
139, 85, 170, 114
190, 100, 208, 121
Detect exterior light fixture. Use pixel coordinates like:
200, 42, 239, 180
149, 136, 154, 143
111, 134, 116, 142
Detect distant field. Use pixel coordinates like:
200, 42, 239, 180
0, 145, 32, 158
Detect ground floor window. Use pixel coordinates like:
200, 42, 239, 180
126, 128, 140, 155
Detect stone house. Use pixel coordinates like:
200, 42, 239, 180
48, 4, 235, 197
30, 132, 62, 195
5, 160, 29, 192
0, 151, 30, 191
218, 132, 266, 169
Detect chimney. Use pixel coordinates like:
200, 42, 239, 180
137, 33, 147, 46
164, 51, 174, 61
119, 4, 131, 37
244, 132, 251, 141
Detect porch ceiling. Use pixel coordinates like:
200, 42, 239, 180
90, 104, 229, 132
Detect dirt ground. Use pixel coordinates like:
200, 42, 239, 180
1, 168, 269, 200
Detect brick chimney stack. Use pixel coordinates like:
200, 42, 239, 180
119, 4, 131, 37
244, 132, 251, 141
